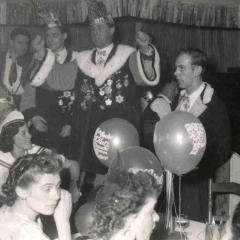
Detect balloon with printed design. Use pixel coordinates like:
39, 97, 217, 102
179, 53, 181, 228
154, 111, 206, 175
93, 118, 140, 167
109, 146, 163, 184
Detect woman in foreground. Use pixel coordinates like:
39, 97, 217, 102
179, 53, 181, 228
0, 152, 72, 240
76, 160, 163, 240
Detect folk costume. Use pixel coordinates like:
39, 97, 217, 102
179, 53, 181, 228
69, 0, 160, 175
175, 82, 232, 222
20, 10, 78, 156
20, 48, 78, 155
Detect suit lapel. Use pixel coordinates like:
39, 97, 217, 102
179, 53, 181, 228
189, 96, 207, 117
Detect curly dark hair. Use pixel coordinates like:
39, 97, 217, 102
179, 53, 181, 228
2, 151, 63, 207
10, 28, 31, 42
90, 171, 162, 240
0, 121, 25, 153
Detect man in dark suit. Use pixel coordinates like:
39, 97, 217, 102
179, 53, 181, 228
174, 48, 232, 222
0, 28, 33, 108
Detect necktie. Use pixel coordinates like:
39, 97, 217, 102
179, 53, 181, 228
9, 60, 17, 86
96, 57, 105, 67
181, 96, 190, 111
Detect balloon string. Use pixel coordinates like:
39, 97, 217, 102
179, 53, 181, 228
179, 175, 181, 218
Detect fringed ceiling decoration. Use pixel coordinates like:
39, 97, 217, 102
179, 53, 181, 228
1, 0, 240, 29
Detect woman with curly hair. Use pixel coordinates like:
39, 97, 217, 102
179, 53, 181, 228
0, 152, 72, 240
76, 168, 163, 240
0, 110, 81, 203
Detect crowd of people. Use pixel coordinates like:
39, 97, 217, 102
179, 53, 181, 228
0, 0, 237, 239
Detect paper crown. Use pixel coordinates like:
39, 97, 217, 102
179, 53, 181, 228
87, 0, 114, 25
30, 0, 61, 28
0, 110, 24, 134
38, 11, 61, 28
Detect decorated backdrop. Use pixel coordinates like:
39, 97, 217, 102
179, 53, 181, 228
1, 0, 240, 72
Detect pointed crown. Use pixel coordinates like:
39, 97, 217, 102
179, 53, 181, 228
87, 0, 114, 25
30, 0, 61, 28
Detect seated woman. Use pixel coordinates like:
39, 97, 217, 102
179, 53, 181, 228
76, 167, 163, 240
0, 152, 72, 240
0, 109, 81, 203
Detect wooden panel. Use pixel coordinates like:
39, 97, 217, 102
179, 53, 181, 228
1, 17, 240, 72
1, 0, 240, 28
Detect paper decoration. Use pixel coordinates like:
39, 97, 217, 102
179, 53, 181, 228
0, 0, 239, 28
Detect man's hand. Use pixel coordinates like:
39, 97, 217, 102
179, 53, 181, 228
32, 115, 48, 132
59, 125, 71, 138
136, 31, 151, 49
69, 181, 82, 204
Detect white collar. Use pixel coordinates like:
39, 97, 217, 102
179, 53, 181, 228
96, 43, 114, 58
180, 82, 205, 99
157, 94, 172, 104
180, 82, 205, 110
55, 47, 68, 64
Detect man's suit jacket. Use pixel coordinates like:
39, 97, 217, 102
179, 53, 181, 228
175, 83, 232, 222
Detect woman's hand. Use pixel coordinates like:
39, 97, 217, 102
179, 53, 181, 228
54, 189, 72, 222
69, 181, 82, 203
54, 190, 72, 240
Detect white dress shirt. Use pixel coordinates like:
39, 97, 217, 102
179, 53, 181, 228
178, 82, 205, 111
55, 47, 78, 64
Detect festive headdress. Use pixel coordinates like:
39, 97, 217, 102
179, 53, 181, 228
30, 0, 61, 28
0, 110, 24, 134
87, 0, 114, 25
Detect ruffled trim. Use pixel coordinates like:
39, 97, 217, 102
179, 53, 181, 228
76, 44, 135, 87
135, 44, 160, 86
202, 82, 214, 104
30, 49, 55, 87
180, 82, 214, 105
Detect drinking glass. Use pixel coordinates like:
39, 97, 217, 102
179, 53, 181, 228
176, 214, 189, 238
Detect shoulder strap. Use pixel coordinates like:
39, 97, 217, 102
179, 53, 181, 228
25, 146, 46, 155
36, 146, 46, 154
